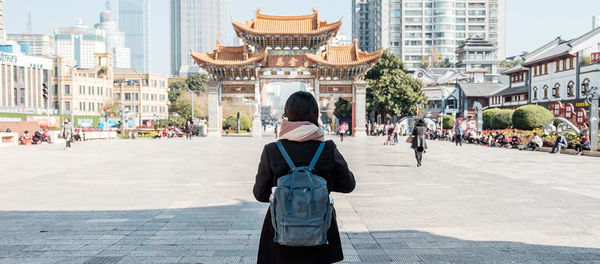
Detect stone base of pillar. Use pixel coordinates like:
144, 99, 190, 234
207, 128, 221, 137
252, 115, 262, 137
353, 127, 367, 137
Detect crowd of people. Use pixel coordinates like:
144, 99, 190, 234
423, 127, 593, 156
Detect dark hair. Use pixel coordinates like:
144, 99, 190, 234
284, 91, 319, 126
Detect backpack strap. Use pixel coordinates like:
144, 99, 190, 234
276, 141, 296, 170
308, 142, 326, 169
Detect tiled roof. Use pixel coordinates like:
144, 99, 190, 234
305, 40, 383, 67
191, 42, 267, 66
502, 64, 528, 74
457, 82, 507, 97
494, 85, 529, 96
232, 9, 342, 35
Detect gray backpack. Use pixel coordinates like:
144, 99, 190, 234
270, 141, 334, 246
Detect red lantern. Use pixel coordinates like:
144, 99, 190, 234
576, 108, 587, 127
564, 103, 575, 119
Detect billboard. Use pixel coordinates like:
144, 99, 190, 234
26, 116, 60, 129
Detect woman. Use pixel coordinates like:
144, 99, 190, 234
411, 119, 427, 167
337, 123, 346, 142
254, 91, 356, 264
61, 118, 73, 150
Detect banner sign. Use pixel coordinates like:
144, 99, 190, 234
267, 55, 309, 68
26, 116, 60, 129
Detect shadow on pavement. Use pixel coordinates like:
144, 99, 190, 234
0, 201, 599, 264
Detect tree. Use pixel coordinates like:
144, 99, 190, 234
168, 92, 208, 120
499, 59, 521, 68
103, 99, 120, 117
333, 98, 352, 120
186, 74, 210, 93
365, 49, 427, 119
440, 58, 453, 68
168, 78, 186, 103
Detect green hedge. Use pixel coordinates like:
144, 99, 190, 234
223, 114, 253, 130
483, 108, 513, 129
0, 113, 100, 127
442, 115, 454, 129
512, 105, 553, 130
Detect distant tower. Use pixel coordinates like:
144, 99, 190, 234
594, 16, 600, 29
170, 0, 228, 76
27, 13, 33, 33
119, 0, 150, 73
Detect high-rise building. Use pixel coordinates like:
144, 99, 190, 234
0, 0, 5, 42
95, 1, 131, 69
54, 18, 106, 69
170, 0, 227, 76
7, 34, 54, 56
352, 0, 506, 69
119, 0, 150, 73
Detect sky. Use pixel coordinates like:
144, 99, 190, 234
4, 0, 600, 76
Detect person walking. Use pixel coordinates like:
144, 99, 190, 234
185, 120, 194, 139
337, 123, 346, 142
253, 91, 356, 264
393, 122, 400, 144
411, 119, 428, 167
61, 118, 73, 150
454, 119, 463, 146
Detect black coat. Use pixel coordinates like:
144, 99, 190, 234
254, 139, 355, 264
411, 125, 427, 151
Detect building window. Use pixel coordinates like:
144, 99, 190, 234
125, 93, 131, 100
65, 101, 71, 111
556, 60, 560, 72
582, 79, 590, 94
569, 57, 574, 69
543, 85, 549, 99
567, 81, 574, 97
552, 83, 560, 98
64, 85, 70, 95
544, 64, 548, 75
53, 85, 58, 95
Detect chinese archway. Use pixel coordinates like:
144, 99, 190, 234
191, 9, 383, 136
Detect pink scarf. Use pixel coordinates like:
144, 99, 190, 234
279, 120, 324, 142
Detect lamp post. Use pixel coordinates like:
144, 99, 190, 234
586, 86, 599, 149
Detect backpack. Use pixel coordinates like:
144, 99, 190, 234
269, 141, 333, 246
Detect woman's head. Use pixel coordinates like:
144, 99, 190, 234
283, 91, 319, 126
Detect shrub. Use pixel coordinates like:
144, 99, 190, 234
442, 115, 454, 129
493, 109, 514, 129
512, 105, 554, 130
483, 108, 513, 129
482, 108, 501, 129
222, 114, 253, 131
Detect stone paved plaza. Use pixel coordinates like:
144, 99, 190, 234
1, 136, 600, 264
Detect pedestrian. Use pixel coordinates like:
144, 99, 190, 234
550, 133, 568, 154
411, 119, 428, 167
185, 120, 193, 139
62, 118, 73, 150
338, 122, 346, 142
454, 119, 463, 146
393, 122, 400, 144
253, 91, 356, 264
